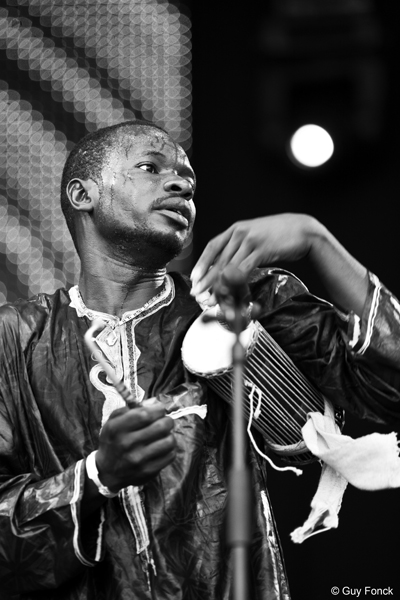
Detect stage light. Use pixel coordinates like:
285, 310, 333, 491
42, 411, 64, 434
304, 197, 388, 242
288, 124, 334, 168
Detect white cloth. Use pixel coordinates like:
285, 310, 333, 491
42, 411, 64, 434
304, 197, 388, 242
290, 402, 347, 543
303, 413, 400, 491
291, 404, 400, 543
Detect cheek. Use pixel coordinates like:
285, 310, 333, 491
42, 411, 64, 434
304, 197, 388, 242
120, 197, 150, 221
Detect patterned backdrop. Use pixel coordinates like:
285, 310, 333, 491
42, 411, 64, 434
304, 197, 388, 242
0, 0, 192, 304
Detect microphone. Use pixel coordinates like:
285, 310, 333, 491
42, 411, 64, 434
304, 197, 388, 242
212, 266, 257, 333
214, 265, 251, 309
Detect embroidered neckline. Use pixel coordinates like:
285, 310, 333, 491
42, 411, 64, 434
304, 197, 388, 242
69, 275, 174, 326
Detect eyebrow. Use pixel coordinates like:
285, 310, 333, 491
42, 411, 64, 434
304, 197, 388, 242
144, 150, 165, 158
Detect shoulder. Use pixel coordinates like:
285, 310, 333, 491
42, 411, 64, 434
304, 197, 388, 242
168, 271, 191, 290
168, 268, 312, 310
249, 267, 310, 308
167, 271, 202, 318
0, 288, 70, 349
168, 271, 195, 301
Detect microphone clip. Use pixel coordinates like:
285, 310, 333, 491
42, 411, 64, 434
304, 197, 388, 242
202, 266, 261, 334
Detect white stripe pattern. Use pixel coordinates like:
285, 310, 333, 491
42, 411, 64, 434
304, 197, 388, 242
357, 273, 381, 355
70, 460, 100, 567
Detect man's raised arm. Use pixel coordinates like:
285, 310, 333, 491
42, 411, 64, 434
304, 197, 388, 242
190, 213, 368, 316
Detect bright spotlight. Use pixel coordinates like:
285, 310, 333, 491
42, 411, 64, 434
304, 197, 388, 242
289, 124, 334, 168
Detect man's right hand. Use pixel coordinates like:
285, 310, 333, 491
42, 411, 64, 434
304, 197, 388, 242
94, 399, 176, 493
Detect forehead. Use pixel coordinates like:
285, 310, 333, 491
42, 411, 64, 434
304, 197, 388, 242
107, 127, 191, 169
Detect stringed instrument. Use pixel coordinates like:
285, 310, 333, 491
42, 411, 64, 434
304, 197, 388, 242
182, 306, 342, 465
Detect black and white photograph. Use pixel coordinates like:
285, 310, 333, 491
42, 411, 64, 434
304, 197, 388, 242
1, 2, 400, 599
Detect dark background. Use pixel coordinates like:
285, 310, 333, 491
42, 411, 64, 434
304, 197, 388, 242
188, 1, 400, 598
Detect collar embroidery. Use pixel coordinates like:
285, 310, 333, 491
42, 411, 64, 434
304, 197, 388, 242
68, 274, 175, 326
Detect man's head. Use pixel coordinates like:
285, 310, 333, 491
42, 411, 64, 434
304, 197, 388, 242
61, 120, 196, 269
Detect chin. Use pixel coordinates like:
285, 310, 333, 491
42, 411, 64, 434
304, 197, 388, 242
118, 227, 186, 269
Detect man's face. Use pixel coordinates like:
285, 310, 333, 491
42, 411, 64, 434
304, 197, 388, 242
93, 127, 196, 268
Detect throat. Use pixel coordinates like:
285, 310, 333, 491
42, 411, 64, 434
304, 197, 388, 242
78, 271, 167, 317
117, 278, 166, 315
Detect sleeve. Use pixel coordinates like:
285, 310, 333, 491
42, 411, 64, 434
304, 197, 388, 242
0, 305, 106, 595
250, 268, 400, 426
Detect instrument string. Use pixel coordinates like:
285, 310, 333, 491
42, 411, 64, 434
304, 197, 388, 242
247, 344, 324, 441
209, 378, 295, 445
250, 346, 322, 421
182, 314, 328, 458
256, 329, 324, 405
246, 383, 303, 476
206, 324, 326, 449
210, 368, 300, 442
246, 355, 310, 426
254, 330, 325, 409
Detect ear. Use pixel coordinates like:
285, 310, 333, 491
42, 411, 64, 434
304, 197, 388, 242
65, 178, 99, 213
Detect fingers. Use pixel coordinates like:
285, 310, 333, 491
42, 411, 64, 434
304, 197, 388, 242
106, 400, 167, 433
230, 247, 260, 275
191, 214, 314, 301
199, 242, 254, 293
124, 432, 177, 471
190, 226, 235, 292
101, 407, 174, 455
130, 445, 177, 482
96, 434, 177, 492
191, 223, 260, 300
97, 400, 177, 490
119, 415, 175, 449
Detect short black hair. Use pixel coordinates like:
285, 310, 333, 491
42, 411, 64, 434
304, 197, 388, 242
60, 119, 168, 250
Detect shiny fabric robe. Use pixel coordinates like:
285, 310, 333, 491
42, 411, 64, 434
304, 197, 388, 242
1, 268, 400, 600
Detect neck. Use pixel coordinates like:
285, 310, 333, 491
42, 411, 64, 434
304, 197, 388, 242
78, 250, 167, 317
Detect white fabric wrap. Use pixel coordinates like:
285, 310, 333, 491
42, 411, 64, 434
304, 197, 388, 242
291, 402, 400, 543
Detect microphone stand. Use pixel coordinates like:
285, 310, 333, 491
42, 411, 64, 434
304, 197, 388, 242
218, 295, 252, 600
202, 266, 258, 598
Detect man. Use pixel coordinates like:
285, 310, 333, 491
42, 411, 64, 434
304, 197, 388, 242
1, 119, 400, 600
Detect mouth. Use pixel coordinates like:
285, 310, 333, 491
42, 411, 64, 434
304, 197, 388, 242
154, 202, 192, 228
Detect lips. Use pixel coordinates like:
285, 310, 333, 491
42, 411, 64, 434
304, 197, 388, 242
154, 200, 193, 227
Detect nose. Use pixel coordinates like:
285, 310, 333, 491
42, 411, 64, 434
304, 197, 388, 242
163, 176, 194, 201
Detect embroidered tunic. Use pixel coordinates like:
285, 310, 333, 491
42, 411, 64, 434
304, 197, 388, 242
1, 269, 400, 600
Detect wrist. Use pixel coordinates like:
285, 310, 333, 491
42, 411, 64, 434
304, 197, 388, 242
303, 216, 330, 262
86, 450, 119, 498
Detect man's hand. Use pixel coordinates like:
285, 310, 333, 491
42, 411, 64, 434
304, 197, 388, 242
190, 212, 368, 316
95, 399, 176, 493
190, 214, 316, 302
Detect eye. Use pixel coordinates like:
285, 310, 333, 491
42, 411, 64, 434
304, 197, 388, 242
138, 163, 157, 173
